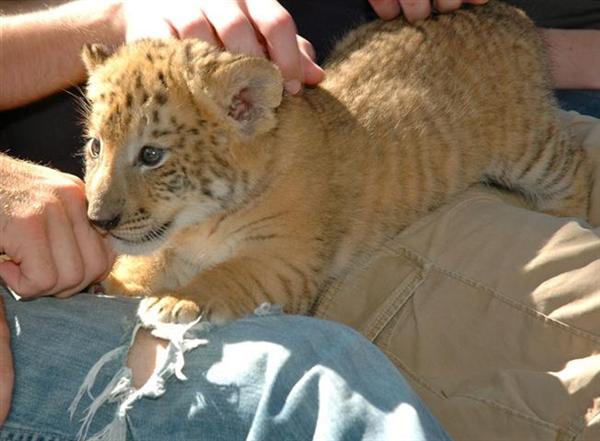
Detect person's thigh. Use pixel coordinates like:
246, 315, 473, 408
1, 288, 451, 441
1, 289, 138, 439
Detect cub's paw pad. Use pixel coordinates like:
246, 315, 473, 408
138, 295, 201, 326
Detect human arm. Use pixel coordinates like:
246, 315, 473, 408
541, 29, 600, 90
0, 0, 323, 111
0, 0, 124, 110
0, 153, 113, 298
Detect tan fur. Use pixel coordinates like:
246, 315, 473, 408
82, 1, 592, 326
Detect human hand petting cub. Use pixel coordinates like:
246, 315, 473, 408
122, 0, 324, 95
369, 0, 489, 22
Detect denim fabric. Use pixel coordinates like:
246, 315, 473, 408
556, 90, 600, 119
0, 288, 451, 441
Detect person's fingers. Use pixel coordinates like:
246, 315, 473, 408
0, 296, 14, 426
45, 203, 84, 296
399, 0, 432, 23
201, 1, 266, 58
36, 175, 91, 298
297, 35, 316, 61
369, 0, 403, 20
370, 0, 487, 22
165, 5, 220, 46
297, 36, 325, 85
434, 0, 463, 13
100, 236, 117, 280
81, 228, 112, 285
55, 235, 115, 298
0, 214, 58, 298
93, 242, 116, 287
245, 0, 304, 93
52, 224, 108, 298
53, 185, 109, 298
55, 234, 115, 299
52, 174, 112, 297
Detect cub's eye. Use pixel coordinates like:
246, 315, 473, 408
138, 145, 166, 167
88, 138, 101, 158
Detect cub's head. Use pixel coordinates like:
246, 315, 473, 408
81, 39, 283, 254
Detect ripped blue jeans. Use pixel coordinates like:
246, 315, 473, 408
0, 287, 451, 441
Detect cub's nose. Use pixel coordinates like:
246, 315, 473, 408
89, 214, 122, 232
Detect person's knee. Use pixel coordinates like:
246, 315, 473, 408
127, 328, 169, 388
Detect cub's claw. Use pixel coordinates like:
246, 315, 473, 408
138, 295, 201, 327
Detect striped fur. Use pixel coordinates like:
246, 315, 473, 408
83, 1, 592, 325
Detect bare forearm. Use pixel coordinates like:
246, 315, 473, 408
541, 28, 600, 90
1, 1, 71, 15
0, 0, 125, 110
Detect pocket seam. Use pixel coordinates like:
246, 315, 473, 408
392, 242, 600, 345
434, 260, 600, 345
364, 267, 427, 341
313, 245, 426, 329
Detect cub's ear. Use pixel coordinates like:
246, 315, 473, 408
81, 43, 111, 73
191, 55, 283, 138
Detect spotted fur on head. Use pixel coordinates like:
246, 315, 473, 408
82, 39, 284, 257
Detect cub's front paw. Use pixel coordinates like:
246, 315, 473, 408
138, 295, 201, 327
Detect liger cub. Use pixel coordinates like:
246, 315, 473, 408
82, 1, 591, 327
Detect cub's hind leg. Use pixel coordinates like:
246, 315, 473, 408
492, 122, 593, 222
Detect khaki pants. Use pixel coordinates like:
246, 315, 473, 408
315, 111, 600, 441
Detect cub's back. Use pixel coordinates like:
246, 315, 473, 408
320, 1, 553, 156
291, 1, 584, 257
